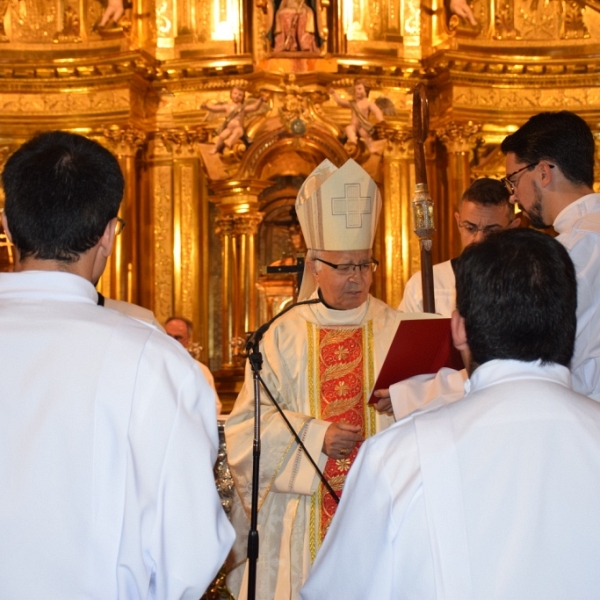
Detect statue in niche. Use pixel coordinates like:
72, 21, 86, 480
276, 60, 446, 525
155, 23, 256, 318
201, 86, 266, 155
0, 0, 8, 42
269, 0, 321, 52
329, 79, 388, 154
448, 0, 478, 26
98, 0, 131, 28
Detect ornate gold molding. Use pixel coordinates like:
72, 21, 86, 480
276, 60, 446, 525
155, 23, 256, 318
102, 125, 146, 155
233, 213, 264, 236
436, 120, 483, 153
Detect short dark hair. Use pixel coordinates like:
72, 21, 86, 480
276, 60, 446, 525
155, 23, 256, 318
455, 228, 576, 369
165, 316, 193, 336
500, 111, 594, 187
461, 177, 510, 207
2, 130, 124, 263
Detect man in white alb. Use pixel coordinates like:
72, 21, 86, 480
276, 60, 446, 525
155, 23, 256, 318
225, 159, 408, 599
387, 111, 600, 418
400, 177, 519, 316
501, 110, 600, 401
302, 228, 600, 600
0, 131, 234, 599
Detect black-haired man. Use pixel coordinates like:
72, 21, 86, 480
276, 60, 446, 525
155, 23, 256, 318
501, 110, 600, 401
0, 131, 233, 598
302, 229, 600, 599
400, 177, 519, 316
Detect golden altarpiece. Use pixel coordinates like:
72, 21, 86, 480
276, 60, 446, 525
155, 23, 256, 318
1, 0, 600, 410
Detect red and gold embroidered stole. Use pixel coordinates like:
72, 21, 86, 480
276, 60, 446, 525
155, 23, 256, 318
307, 320, 377, 561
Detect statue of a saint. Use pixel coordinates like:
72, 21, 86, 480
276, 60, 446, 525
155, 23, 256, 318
272, 0, 320, 52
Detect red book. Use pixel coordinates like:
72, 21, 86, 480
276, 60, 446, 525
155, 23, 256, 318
368, 317, 464, 404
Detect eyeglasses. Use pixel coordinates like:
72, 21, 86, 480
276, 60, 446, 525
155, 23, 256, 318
313, 257, 379, 274
457, 222, 506, 237
501, 162, 554, 195
115, 217, 126, 236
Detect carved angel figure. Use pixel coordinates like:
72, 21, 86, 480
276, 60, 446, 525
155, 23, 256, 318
201, 86, 266, 155
329, 79, 387, 153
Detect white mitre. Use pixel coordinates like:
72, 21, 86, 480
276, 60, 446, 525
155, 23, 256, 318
296, 158, 382, 300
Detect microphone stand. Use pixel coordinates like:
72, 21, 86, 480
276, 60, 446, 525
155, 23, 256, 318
245, 298, 340, 600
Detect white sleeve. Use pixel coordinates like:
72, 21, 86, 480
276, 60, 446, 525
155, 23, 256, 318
123, 353, 235, 600
390, 367, 467, 421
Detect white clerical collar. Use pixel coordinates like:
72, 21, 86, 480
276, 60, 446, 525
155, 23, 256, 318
553, 193, 600, 234
0, 270, 99, 304
309, 288, 370, 325
464, 358, 571, 396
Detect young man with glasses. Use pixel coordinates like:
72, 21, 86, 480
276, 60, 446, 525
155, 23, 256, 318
400, 177, 520, 316
0, 131, 234, 598
501, 110, 600, 401
225, 159, 405, 600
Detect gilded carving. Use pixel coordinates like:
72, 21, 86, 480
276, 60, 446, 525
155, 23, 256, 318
215, 214, 235, 238
156, 0, 173, 36
382, 129, 413, 160
53, 5, 81, 43
436, 121, 483, 153
102, 125, 146, 155
158, 127, 210, 153
233, 213, 264, 236
153, 166, 174, 322
563, 1, 589, 39
179, 163, 196, 317
453, 85, 600, 110
0, 91, 129, 114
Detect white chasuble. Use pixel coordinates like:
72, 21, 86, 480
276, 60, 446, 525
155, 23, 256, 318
225, 295, 400, 600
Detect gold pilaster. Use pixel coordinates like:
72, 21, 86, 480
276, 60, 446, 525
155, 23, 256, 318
436, 121, 483, 259
382, 131, 416, 307
102, 125, 146, 304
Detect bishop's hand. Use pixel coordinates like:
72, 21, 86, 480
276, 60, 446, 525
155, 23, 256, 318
322, 422, 363, 460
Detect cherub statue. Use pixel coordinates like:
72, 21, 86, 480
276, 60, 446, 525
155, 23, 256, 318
329, 79, 385, 153
201, 86, 266, 155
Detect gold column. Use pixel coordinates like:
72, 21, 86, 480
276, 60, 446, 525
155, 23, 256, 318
139, 135, 175, 322
436, 121, 483, 260
381, 130, 417, 308
101, 126, 146, 304
215, 215, 235, 368
140, 130, 208, 349
212, 181, 266, 369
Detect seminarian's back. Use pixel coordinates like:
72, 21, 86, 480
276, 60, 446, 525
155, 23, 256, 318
0, 131, 234, 599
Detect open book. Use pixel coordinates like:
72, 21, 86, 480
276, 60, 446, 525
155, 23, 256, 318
368, 316, 464, 404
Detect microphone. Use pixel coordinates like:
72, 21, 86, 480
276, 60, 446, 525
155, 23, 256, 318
245, 298, 321, 353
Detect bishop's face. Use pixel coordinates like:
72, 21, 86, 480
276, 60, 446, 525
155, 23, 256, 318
310, 249, 374, 310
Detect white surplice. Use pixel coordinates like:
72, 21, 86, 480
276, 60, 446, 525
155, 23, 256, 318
553, 193, 600, 401
301, 359, 600, 600
399, 259, 456, 317
0, 270, 234, 599
224, 293, 401, 600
